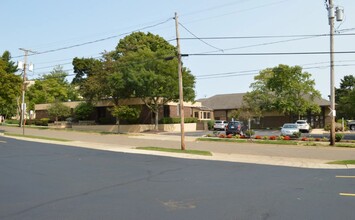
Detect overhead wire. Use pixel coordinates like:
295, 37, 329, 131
12, 17, 174, 59
178, 22, 224, 52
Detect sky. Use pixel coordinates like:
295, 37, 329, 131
2, 0, 355, 100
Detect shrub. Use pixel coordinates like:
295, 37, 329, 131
233, 135, 241, 139
283, 136, 291, 140
227, 134, 233, 138
335, 133, 344, 142
207, 120, 215, 130
276, 136, 283, 140
4, 119, 19, 125
263, 136, 268, 140
315, 138, 321, 141
74, 102, 94, 120
293, 132, 302, 138
324, 123, 344, 131
301, 137, 308, 141
322, 137, 329, 142
255, 135, 262, 139
269, 136, 276, 140
160, 117, 198, 124
244, 130, 255, 137
219, 134, 226, 138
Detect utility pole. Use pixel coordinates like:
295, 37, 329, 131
328, 0, 336, 146
327, 0, 344, 145
174, 12, 186, 150
18, 48, 35, 135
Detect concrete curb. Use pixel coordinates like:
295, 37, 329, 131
3, 134, 354, 169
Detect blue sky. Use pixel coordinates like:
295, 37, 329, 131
2, 0, 355, 100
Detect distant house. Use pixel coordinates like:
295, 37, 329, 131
198, 93, 331, 129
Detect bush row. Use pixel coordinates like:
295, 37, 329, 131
159, 117, 198, 124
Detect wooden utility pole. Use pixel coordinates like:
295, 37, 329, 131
19, 48, 35, 135
174, 12, 186, 150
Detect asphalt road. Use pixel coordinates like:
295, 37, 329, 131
1, 137, 355, 220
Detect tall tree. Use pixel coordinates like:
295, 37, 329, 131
335, 75, 355, 119
244, 64, 321, 118
109, 32, 196, 130
0, 51, 22, 119
27, 66, 80, 110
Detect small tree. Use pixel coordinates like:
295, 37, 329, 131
47, 101, 71, 122
74, 102, 94, 120
110, 105, 141, 133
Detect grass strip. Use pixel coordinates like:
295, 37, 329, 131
136, 146, 212, 156
327, 160, 355, 165
5, 133, 71, 142
335, 143, 355, 148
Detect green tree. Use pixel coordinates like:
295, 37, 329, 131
0, 51, 22, 120
110, 32, 196, 130
27, 66, 80, 110
47, 101, 71, 122
244, 64, 321, 118
335, 75, 355, 119
110, 105, 141, 132
1, 51, 18, 73
74, 102, 94, 120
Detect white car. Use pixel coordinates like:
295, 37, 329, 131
213, 120, 228, 131
281, 123, 300, 136
295, 120, 310, 133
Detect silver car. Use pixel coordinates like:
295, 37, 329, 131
281, 123, 300, 136
213, 120, 228, 131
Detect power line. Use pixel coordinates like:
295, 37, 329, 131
13, 18, 173, 59
178, 22, 224, 52
179, 32, 355, 40
185, 50, 355, 56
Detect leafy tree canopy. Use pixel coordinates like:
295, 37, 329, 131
47, 100, 71, 122
27, 66, 80, 110
108, 32, 196, 129
335, 75, 355, 119
244, 64, 321, 118
0, 51, 22, 118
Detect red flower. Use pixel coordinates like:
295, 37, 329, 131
255, 135, 262, 139
269, 136, 276, 140
283, 136, 291, 140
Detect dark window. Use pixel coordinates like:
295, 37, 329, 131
163, 105, 170, 117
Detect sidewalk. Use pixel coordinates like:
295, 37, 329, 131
1, 126, 355, 169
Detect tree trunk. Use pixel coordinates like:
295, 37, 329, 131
154, 110, 159, 131
116, 117, 120, 134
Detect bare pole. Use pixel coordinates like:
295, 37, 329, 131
175, 12, 186, 150
328, 0, 336, 146
19, 48, 28, 135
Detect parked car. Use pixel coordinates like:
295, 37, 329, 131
295, 120, 310, 133
213, 120, 228, 131
226, 121, 247, 135
348, 120, 355, 131
281, 123, 300, 136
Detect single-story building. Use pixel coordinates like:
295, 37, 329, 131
197, 93, 331, 129
35, 98, 213, 125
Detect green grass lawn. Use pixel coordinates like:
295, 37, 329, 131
5, 133, 71, 142
327, 160, 355, 165
136, 146, 212, 156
